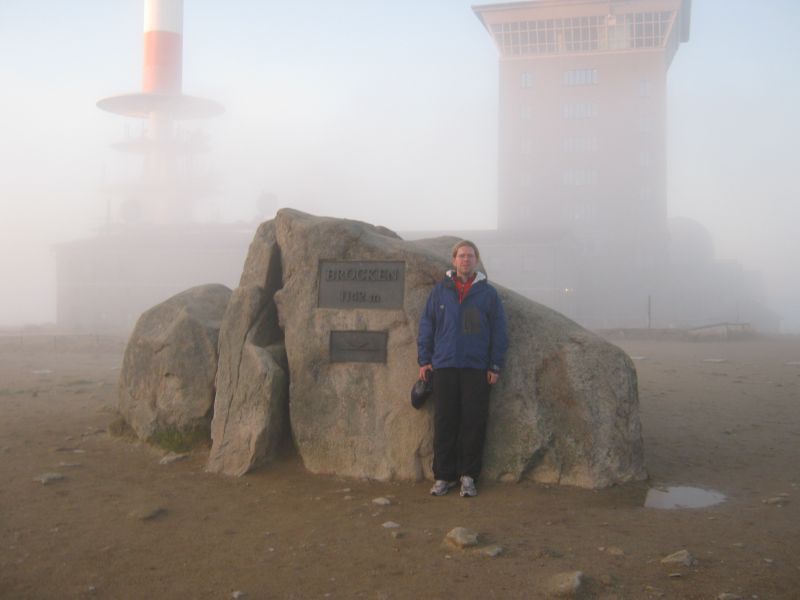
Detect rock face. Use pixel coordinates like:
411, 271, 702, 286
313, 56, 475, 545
118, 284, 231, 441
207, 222, 290, 476
251, 209, 645, 488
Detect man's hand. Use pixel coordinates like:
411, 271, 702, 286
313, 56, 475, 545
487, 371, 499, 385
419, 364, 433, 381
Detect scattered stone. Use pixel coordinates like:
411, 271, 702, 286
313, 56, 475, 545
475, 545, 503, 558
599, 574, 614, 586
732, 542, 745, 549
343, 495, 355, 501
661, 549, 696, 567
391, 531, 404, 539
546, 571, 584, 598
382, 521, 400, 529
668, 572, 682, 578
231, 592, 246, 599
159, 452, 189, 465
606, 546, 625, 556
717, 594, 743, 600
128, 506, 167, 521
372, 497, 391, 506
57, 462, 82, 468
33, 472, 65, 485
444, 527, 479, 549
763, 497, 789, 506
763, 558, 773, 565
339, 488, 352, 493
87, 585, 97, 595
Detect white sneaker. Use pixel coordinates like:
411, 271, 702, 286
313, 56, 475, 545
430, 480, 457, 496
459, 476, 477, 497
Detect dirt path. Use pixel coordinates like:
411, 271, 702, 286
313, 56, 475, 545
1, 334, 799, 599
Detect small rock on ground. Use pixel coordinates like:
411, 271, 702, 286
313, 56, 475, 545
763, 496, 789, 506
717, 594, 743, 600
381, 521, 400, 529
128, 506, 167, 521
547, 571, 584, 598
444, 527, 479, 549
159, 452, 189, 465
33, 472, 65, 485
372, 497, 391, 506
660, 549, 696, 567
475, 545, 503, 557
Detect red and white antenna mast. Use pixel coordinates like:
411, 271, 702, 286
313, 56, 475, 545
98, 0, 223, 224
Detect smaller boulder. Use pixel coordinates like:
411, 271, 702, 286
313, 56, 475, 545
118, 284, 231, 443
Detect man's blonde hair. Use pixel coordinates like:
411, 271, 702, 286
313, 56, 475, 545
451, 240, 480, 260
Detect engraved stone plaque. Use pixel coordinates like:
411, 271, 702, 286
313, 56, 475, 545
330, 331, 388, 363
318, 261, 405, 309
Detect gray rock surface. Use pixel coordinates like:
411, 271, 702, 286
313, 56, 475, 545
207, 222, 289, 476
661, 549, 696, 566
33, 472, 65, 485
265, 209, 643, 488
118, 284, 231, 442
547, 571, 585, 598
444, 527, 479, 549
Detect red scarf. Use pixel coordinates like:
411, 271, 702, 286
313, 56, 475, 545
454, 273, 476, 303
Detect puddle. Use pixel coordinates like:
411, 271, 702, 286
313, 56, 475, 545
645, 486, 726, 509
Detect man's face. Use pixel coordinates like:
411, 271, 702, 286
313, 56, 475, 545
452, 245, 478, 279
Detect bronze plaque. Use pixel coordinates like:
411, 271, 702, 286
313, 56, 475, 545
318, 261, 405, 309
330, 331, 387, 363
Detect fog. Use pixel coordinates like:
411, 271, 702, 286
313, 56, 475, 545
1, 0, 798, 331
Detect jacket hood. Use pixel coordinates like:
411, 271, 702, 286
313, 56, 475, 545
445, 269, 487, 283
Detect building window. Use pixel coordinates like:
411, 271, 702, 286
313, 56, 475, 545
638, 115, 653, 133
562, 68, 598, 86
521, 72, 534, 88
639, 151, 652, 167
637, 80, 653, 97
562, 136, 598, 152
490, 11, 675, 56
520, 173, 532, 188
521, 105, 533, 121
562, 103, 598, 119
562, 169, 598, 186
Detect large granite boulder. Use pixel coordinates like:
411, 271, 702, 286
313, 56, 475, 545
261, 209, 644, 488
118, 284, 231, 442
207, 222, 290, 476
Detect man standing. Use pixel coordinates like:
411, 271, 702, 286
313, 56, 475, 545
417, 240, 508, 497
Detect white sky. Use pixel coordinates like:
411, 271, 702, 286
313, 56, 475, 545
0, 0, 798, 330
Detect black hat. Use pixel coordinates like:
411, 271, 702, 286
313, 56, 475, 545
410, 375, 433, 409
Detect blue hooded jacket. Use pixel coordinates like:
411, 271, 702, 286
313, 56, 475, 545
417, 270, 508, 372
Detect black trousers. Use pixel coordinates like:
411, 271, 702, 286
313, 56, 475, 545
432, 368, 490, 481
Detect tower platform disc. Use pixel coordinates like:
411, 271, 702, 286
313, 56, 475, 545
97, 92, 224, 119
